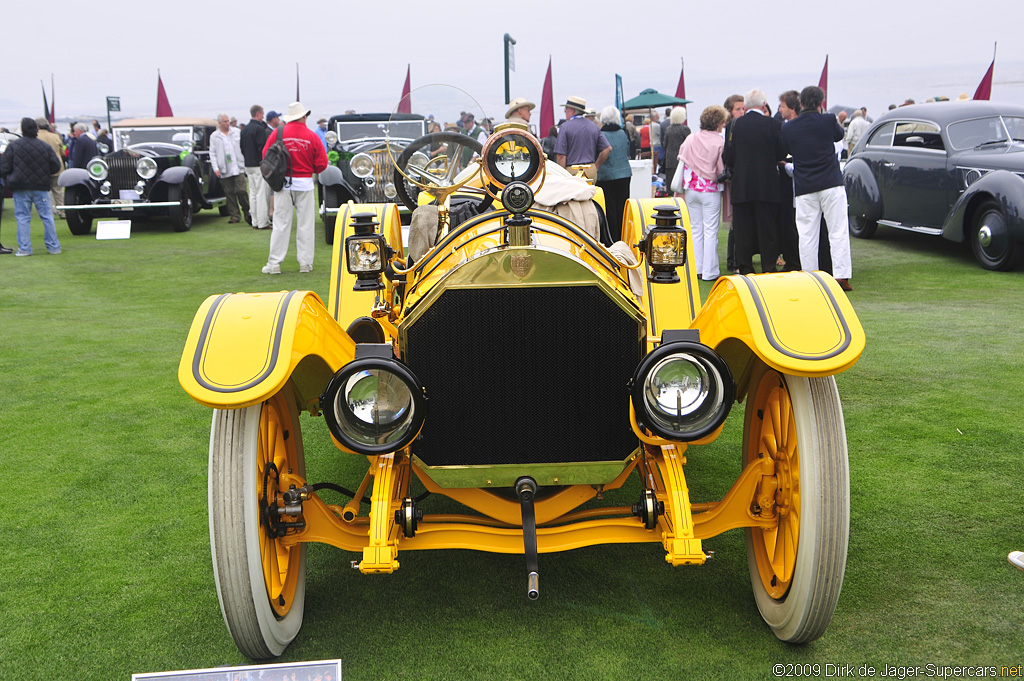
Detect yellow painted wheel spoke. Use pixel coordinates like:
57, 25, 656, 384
254, 396, 301, 616
750, 371, 800, 599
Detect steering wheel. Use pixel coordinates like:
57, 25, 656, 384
394, 131, 494, 213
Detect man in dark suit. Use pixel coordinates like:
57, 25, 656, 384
722, 88, 785, 274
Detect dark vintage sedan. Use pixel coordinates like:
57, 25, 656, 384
318, 113, 426, 244
58, 117, 226, 234
844, 101, 1024, 270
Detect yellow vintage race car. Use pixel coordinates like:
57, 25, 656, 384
179, 90, 864, 659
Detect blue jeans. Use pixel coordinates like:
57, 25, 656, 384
14, 190, 61, 254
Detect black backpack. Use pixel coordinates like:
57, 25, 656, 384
260, 124, 292, 191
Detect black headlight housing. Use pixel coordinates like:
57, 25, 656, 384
345, 212, 392, 291
630, 331, 734, 441
639, 205, 687, 283
320, 345, 427, 455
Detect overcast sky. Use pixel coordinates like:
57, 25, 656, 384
3, 0, 1022, 127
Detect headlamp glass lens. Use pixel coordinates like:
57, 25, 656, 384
351, 153, 374, 178
337, 369, 415, 446
347, 238, 383, 273
645, 355, 709, 419
649, 232, 685, 266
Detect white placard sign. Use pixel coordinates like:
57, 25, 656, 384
131, 658, 342, 680
96, 220, 132, 240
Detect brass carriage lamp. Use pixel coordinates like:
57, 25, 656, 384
346, 212, 391, 291
641, 205, 687, 283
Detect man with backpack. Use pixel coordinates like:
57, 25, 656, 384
260, 101, 329, 274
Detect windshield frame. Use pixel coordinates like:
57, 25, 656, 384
112, 126, 196, 152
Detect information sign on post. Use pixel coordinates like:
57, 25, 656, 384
106, 96, 120, 139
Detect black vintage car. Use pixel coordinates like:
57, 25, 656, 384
318, 113, 427, 244
58, 117, 226, 234
844, 101, 1024, 270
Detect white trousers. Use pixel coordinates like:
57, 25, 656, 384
684, 189, 722, 280
245, 167, 272, 229
796, 185, 852, 279
267, 189, 315, 268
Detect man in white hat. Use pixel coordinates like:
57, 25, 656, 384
554, 95, 610, 171
505, 98, 535, 126
260, 101, 329, 274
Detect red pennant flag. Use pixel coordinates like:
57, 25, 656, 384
539, 57, 554, 139
675, 58, 687, 125
156, 71, 174, 117
817, 56, 828, 111
973, 59, 994, 100
398, 65, 412, 114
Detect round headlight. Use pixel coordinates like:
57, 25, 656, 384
136, 157, 158, 180
320, 356, 427, 455
325, 131, 338, 145
631, 341, 734, 441
88, 158, 109, 181
181, 141, 194, 154
383, 182, 397, 199
350, 153, 374, 178
408, 151, 430, 170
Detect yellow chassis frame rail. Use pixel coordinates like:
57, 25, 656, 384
279, 446, 778, 574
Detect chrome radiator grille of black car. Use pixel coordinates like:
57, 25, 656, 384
106, 152, 138, 193
361, 149, 394, 203
404, 286, 643, 468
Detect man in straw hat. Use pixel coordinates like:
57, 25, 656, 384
260, 101, 329, 275
505, 98, 535, 126
553, 95, 610, 171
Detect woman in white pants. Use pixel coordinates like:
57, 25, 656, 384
678, 105, 729, 281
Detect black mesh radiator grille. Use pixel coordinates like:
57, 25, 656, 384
404, 286, 642, 467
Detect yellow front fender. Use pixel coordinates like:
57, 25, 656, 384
178, 290, 355, 411
693, 271, 865, 388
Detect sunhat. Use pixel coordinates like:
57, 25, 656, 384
282, 102, 311, 123
505, 98, 536, 119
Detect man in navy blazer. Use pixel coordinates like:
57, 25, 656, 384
780, 85, 853, 291
722, 88, 785, 274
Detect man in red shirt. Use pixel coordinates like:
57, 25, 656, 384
260, 101, 329, 274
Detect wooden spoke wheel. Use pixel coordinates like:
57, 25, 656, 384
742, 362, 849, 643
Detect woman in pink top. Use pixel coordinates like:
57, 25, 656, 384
678, 105, 728, 281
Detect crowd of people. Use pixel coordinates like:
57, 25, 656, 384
531, 85, 855, 290
1, 86, 859, 291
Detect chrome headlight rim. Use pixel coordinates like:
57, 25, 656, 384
136, 157, 158, 180
630, 340, 734, 441
320, 355, 427, 455
350, 152, 375, 179
87, 157, 109, 181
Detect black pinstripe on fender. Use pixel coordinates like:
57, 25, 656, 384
736, 271, 853, 360
191, 290, 299, 393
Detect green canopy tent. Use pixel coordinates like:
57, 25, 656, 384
622, 88, 691, 114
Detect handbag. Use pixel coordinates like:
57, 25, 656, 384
670, 163, 686, 194
715, 167, 733, 184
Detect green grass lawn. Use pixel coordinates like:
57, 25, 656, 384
1, 205, 1022, 680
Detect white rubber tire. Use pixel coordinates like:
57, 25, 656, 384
743, 363, 850, 643
209, 394, 306, 659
